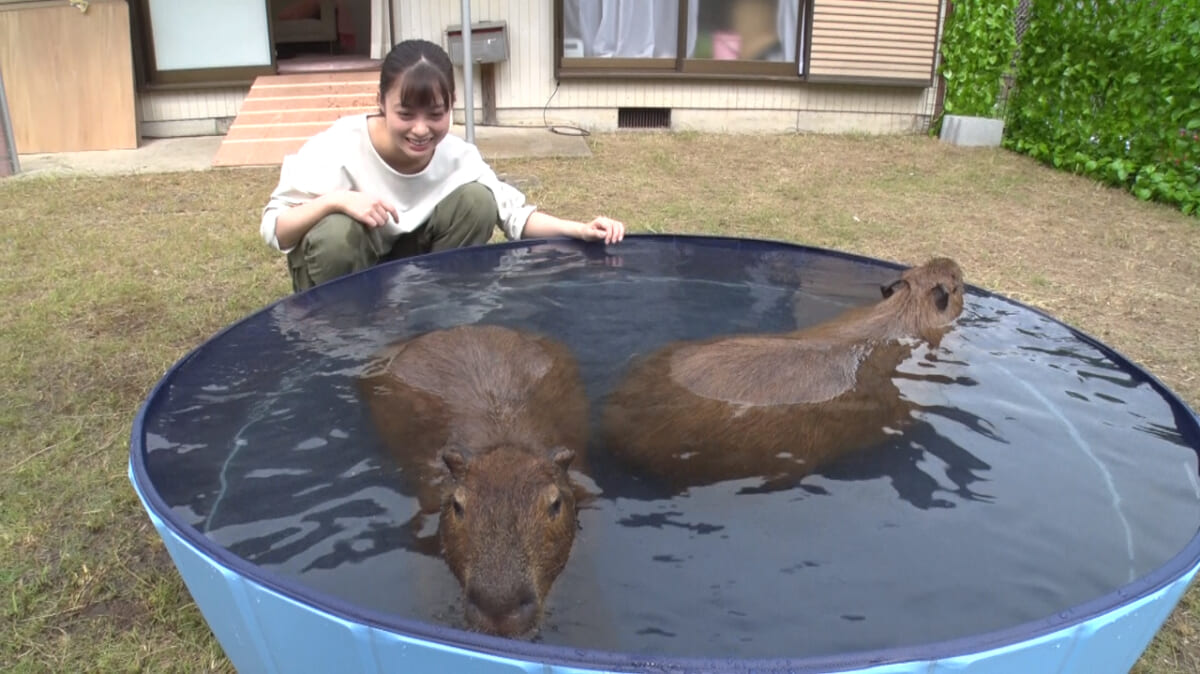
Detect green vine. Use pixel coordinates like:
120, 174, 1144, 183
938, 0, 1018, 120
1005, 0, 1200, 215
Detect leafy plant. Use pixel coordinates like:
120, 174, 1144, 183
1005, 0, 1200, 215
938, 0, 1019, 120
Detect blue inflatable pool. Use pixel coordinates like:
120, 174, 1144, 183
130, 236, 1200, 673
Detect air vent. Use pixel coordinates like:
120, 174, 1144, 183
618, 107, 671, 130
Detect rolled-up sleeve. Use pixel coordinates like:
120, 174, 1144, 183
260, 140, 351, 252
474, 163, 536, 241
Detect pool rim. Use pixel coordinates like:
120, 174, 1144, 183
129, 233, 1200, 672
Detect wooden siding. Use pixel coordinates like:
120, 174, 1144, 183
808, 0, 941, 83
396, 0, 554, 109
141, 88, 248, 122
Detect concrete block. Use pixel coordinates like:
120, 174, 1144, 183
940, 114, 1005, 147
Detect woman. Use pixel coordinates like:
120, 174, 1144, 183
261, 39, 625, 292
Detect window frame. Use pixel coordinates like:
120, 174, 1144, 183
554, 0, 812, 82
133, 0, 277, 89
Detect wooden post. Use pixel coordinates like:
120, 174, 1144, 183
480, 62, 498, 126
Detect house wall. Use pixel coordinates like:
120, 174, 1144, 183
138, 0, 944, 136
396, 0, 943, 134
140, 87, 248, 137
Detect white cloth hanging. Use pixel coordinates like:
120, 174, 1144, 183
566, 0, 698, 58
369, 0, 393, 60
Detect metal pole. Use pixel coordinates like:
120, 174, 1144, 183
0, 66, 19, 175
460, 0, 475, 144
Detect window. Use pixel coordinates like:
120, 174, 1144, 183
557, 0, 806, 79
134, 0, 275, 86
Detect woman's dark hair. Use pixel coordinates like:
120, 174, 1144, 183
379, 39, 455, 111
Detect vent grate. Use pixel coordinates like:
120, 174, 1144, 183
617, 107, 671, 130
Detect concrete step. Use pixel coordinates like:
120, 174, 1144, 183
212, 71, 595, 169
213, 72, 380, 167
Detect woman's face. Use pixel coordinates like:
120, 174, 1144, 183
380, 80, 452, 171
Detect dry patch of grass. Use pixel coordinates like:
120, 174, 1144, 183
512, 133, 1200, 405
1, 132, 1197, 672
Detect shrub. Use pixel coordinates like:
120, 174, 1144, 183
1005, 0, 1200, 215
938, 0, 1019, 120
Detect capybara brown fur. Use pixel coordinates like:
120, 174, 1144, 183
357, 324, 589, 638
601, 257, 965, 494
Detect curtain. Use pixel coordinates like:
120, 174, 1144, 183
778, 0, 801, 71
369, 0, 393, 60
565, 0, 698, 58
564, 0, 800, 63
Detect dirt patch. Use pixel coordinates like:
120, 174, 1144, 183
71, 597, 144, 634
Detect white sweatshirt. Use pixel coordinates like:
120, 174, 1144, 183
260, 114, 536, 252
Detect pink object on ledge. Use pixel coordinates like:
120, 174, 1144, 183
712, 31, 741, 60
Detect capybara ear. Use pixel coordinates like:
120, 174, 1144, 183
881, 279, 907, 299
441, 446, 472, 479
549, 446, 576, 471
931, 283, 950, 312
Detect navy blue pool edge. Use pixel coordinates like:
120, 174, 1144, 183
128, 234, 1200, 673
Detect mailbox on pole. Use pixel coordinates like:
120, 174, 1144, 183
446, 21, 508, 128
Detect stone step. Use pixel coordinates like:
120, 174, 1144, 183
213, 71, 380, 167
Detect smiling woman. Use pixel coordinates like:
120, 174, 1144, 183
260, 39, 627, 293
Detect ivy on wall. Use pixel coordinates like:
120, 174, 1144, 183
938, 0, 1018, 120
1005, 0, 1200, 215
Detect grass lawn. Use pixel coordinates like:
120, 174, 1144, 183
1, 132, 1198, 672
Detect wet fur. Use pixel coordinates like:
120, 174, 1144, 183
601, 258, 966, 494
358, 324, 588, 637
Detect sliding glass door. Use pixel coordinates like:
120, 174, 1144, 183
139, 0, 274, 86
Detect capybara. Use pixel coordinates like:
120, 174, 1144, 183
601, 257, 965, 494
357, 324, 589, 637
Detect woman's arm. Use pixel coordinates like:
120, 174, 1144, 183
273, 190, 400, 250
273, 193, 342, 251
472, 148, 623, 244
521, 210, 625, 244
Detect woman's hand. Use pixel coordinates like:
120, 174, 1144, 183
336, 190, 399, 228
521, 211, 626, 244
578, 216, 626, 244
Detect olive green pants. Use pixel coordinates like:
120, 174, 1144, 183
286, 182, 499, 292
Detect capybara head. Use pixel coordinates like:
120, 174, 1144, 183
879, 257, 965, 334
438, 445, 578, 638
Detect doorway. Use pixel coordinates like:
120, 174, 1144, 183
269, 0, 381, 73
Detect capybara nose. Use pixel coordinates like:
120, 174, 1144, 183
506, 591, 538, 631
466, 585, 538, 637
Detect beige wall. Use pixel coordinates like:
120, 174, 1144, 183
139, 0, 944, 136
140, 87, 248, 137
396, 0, 942, 134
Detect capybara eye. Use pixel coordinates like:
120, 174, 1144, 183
548, 496, 562, 519
452, 497, 465, 518
932, 284, 950, 312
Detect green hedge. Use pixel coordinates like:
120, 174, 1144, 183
1005, 0, 1200, 215
938, 0, 1018, 120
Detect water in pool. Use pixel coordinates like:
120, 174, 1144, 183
141, 238, 1200, 660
